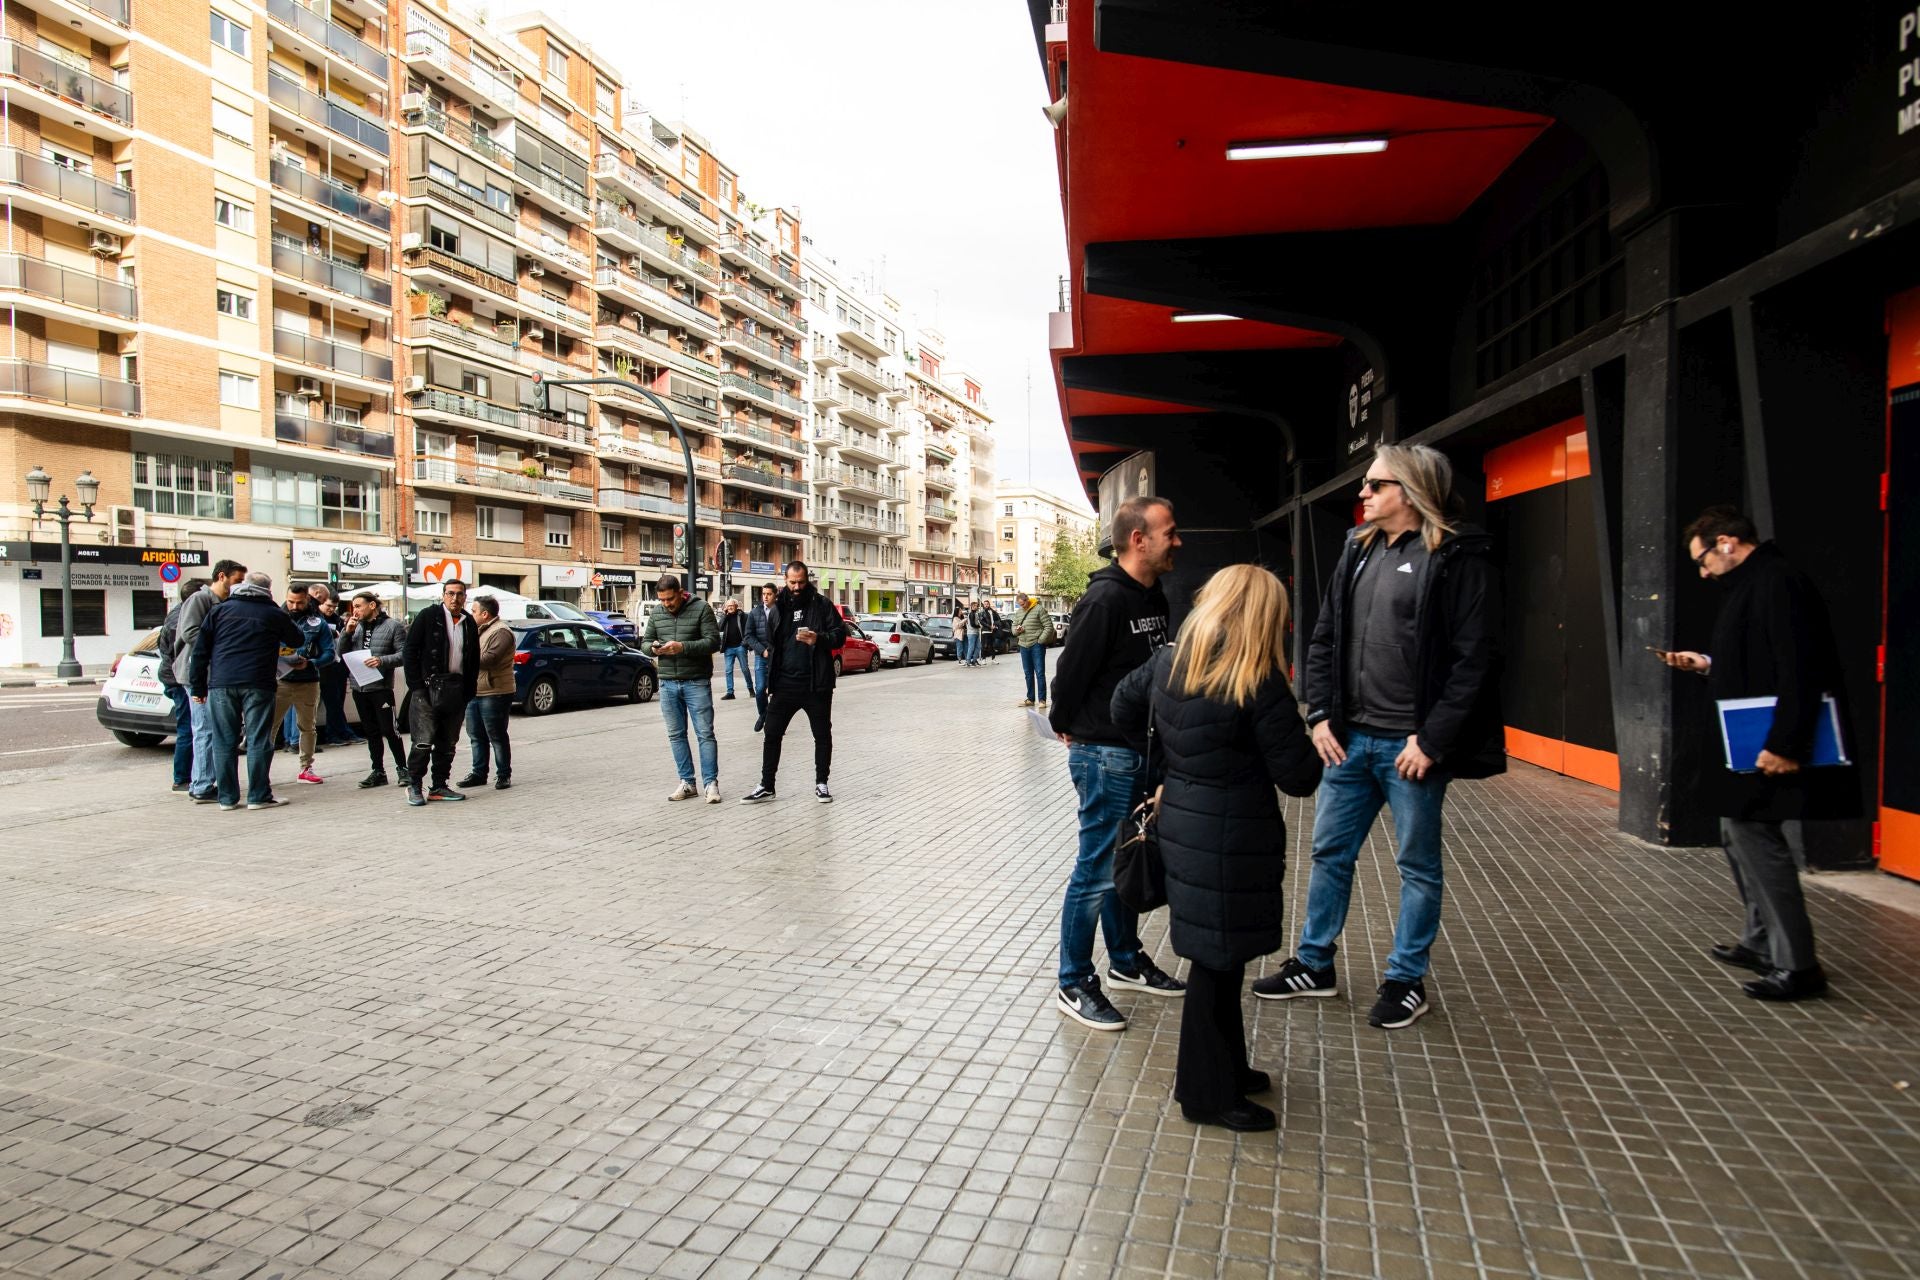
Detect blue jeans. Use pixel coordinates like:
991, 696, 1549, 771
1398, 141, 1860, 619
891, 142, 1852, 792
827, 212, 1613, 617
1020, 644, 1047, 702
1059, 743, 1144, 988
464, 693, 512, 780
753, 653, 770, 717
722, 645, 754, 696
1297, 730, 1452, 983
963, 633, 979, 663
208, 686, 277, 806
188, 694, 215, 796
166, 685, 193, 785
660, 678, 718, 786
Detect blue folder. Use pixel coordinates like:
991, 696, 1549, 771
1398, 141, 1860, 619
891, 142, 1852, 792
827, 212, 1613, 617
1716, 695, 1850, 773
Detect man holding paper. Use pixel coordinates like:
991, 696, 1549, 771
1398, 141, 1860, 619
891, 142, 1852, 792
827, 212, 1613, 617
1662, 506, 1856, 1002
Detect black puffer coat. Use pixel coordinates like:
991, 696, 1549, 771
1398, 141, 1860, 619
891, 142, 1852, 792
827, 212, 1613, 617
1113, 647, 1323, 969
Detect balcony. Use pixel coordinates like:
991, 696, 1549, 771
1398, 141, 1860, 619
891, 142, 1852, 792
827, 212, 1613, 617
0, 359, 139, 415
0, 253, 137, 326
718, 372, 806, 417
401, 105, 512, 172
595, 378, 721, 430
918, 393, 959, 425
817, 464, 900, 501
835, 346, 891, 393
0, 41, 133, 140
514, 164, 590, 223
272, 242, 392, 307
717, 279, 805, 337
521, 291, 593, 338
17, 0, 127, 43
923, 466, 956, 491
410, 315, 523, 367
594, 154, 720, 241
593, 324, 720, 384
597, 488, 720, 523
271, 158, 390, 235
720, 509, 808, 536
0, 147, 133, 228
718, 326, 806, 376
267, 72, 389, 157
595, 205, 718, 282
597, 431, 720, 476
406, 172, 515, 236
411, 387, 591, 446
274, 412, 395, 459
405, 245, 518, 302
594, 265, 720, 337
519, 228, 590, 282
415, 456, 594, 505
273, 327, 395, 382
721, 419, 806, 458
827, 504, 905, 535
265, 0, 387, 89
717, 234, 803, 294
924, 432, 957, 462
808, 336, 844, 368
829, 386, 895, 431
401, 30, 517, 115
926, 502, 958, 522
721, 464, 808, 496
836, 308, 886, 357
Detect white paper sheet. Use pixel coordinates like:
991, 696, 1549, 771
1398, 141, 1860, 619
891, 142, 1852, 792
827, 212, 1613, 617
341, 650, 385, 688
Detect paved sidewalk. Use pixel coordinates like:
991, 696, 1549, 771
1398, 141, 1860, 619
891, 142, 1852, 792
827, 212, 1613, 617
2, 661, 1919, 1279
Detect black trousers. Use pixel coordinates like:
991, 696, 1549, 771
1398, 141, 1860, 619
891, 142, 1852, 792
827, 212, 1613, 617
1176, 961, 1249, 1112
319, 664, 354, 741
354, 688, 407, 775
761, 689, 832, 789
406, 684, 468, 789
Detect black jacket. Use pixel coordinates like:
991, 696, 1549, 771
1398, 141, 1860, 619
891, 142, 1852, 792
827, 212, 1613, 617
189, 584, 307, 696
156, 600, 185, 689
744, 602, 774, 654
719, 609, 747, 649
1113, 647, 1323, 969
403, 603, 480, 702
764, 587, 846, 695
1704, 542, 1859, 821
1302, 524, 1506, 778
1047, 563, 1171, 750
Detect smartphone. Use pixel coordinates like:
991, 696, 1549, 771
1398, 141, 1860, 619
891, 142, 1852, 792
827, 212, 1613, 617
1648, 646, 1672, 661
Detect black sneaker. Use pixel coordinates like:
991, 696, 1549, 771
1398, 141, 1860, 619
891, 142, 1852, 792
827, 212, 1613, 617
1252, 957, 1339, 1001
1108, 956, 1185, 997
815, 784, 833, 804
406, 786, 426, 808
427, 785, 467, 802
455, 773, 487, 789
740, 786, 776, 804
358, 771, 389, 789
1368, 979, 1430, 1029
752, 716, 765, 732
495, 776, 512, 790
1055, 978, 1127, 1031
395, 770, 412, 788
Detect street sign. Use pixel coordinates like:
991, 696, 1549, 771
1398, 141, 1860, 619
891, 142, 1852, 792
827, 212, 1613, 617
695, 574, 714, 592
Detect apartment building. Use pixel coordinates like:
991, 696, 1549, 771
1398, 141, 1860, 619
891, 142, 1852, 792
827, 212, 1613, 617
906, 328, 995, 610
992, 484, 1094, 604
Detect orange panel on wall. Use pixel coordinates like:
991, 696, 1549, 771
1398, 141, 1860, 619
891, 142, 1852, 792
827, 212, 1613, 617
1484, 417, 1587, 502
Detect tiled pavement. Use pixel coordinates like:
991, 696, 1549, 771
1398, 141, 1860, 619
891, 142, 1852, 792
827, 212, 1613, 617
2, 659, 1919, 1280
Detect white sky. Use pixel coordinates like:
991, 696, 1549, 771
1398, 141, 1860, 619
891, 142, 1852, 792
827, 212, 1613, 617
493, 0, 1090, 512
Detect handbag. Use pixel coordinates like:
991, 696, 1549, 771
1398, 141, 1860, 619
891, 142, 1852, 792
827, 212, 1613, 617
1113, 709, 1168, 912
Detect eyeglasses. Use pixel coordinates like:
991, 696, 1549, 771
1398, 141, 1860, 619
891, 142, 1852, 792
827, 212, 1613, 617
1691, 547, 1714, 569
1360, 478, 1402, 494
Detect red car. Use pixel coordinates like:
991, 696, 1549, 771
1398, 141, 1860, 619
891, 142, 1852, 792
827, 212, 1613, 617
831, 604, 879, 676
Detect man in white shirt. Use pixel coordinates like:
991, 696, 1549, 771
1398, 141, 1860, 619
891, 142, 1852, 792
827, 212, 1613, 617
401, 579, 480, 806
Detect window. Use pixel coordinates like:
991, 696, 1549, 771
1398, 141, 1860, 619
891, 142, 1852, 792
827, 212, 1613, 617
544, 513, 572, 548
415, 496, 451, 536
1001, 528, 1014, 541
594, 80, 615, 123
600, 522, 623, 552
215, 288, 253, 320
429, 222, 459, 253
41, 589, 106, 638
131, 590, 169, 631
1003, 503, 1014, 516
476, 505, 522, 542
545, 43, 568, 80
718, 173, 733, 202
217, 371, 257, 408
134, 452, 234, 519
214, 197, 252, 232
209, 10, 247, 54
252, 465, 382, 531
212, 100, 251, 143
460, 371, 490, 400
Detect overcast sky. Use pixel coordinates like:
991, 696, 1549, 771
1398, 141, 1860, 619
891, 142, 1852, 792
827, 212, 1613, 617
491, 0, 1089, 511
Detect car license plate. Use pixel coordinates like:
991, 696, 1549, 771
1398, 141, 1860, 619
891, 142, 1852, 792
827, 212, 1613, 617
119, 692, 167, 711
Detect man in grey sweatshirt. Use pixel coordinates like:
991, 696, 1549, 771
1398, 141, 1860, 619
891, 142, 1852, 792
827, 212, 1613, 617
177, 559, 247, 802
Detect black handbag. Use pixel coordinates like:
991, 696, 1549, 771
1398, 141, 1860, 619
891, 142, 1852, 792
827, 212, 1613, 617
1113, 711, 1167, 912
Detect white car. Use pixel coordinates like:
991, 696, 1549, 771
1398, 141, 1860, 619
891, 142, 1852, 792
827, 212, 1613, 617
96, 627, 175, 747
859, 614, 933, 666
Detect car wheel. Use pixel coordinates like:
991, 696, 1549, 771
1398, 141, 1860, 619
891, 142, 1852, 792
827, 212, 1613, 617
925, 646, 934, 665
832, 655, 843, 679
113, 730, 166, 749
629, 669, 656, 703
526, 676, 559, 716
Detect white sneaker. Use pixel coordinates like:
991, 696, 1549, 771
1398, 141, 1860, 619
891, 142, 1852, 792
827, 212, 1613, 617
704, 782, 721, 804
667, 781, 697, 801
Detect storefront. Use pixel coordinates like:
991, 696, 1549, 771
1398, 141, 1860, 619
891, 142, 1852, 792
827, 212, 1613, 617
291, 538, 403, 594
538, 564, 591, 603
593, 567, 638, 612
0, 543, 210, 668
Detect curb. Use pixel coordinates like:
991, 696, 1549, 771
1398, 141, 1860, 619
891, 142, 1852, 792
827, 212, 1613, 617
1, 678, 105, 688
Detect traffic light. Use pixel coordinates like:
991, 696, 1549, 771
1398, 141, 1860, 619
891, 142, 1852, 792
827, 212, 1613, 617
530, 371, 550, 418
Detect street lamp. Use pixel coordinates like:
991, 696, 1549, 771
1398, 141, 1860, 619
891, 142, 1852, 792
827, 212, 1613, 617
26, 465, 100, 678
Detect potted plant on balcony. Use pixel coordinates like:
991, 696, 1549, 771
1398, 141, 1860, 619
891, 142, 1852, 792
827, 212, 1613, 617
521, 462, 543, 478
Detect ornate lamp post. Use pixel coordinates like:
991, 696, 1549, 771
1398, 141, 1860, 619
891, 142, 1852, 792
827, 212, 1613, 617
26, 464, 101, 678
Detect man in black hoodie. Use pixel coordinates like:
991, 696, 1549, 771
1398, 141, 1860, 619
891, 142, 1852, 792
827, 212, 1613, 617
1047, 496, 1186, 1031
1254, 445, 1502, 1031
741, 561, 845, 804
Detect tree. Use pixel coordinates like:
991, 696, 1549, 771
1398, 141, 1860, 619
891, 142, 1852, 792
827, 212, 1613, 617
1037, 527, 1102, 606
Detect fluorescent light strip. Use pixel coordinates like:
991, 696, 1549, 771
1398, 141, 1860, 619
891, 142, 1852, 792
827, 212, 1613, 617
1227, 137, 1388, 161
1172, 312, 1240, 323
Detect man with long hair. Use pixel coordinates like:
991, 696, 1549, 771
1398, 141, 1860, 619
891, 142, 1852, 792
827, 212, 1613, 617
1255, 445, 1503, 1029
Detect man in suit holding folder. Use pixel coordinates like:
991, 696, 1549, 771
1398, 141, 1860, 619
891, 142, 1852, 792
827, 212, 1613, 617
1663, 506, 1855, 1001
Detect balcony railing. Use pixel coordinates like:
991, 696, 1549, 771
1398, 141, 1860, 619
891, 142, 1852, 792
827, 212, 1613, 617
721, 419, 805, 455
1, 41, 133, 125
522, 292, 592, 333
271, 158, 389, 231
722, 464, 808, 495
415, 456, 592, 502
597, 432, 720, 475
403, 30, 516, 108
597, 489, 720, 522
407, 246, 517, 299
274, 327, 394, 381
403, 105, 511, 169
265, 0, 387, 81
721, 509, 808, 535
926, 502, 957, 522
272, 242, 392, 305
593, 324, 719, 382
410, 316, 521, 363
718, 279, 805, 332
817, 464, 901, 499
0, 253, 137, 318
521, 228, 589, 274
720, 326, 805, 374
407, 172, 515, 235
594, 266, 718, 332
517, 164, 588, 214
595, 206, 719, 281
71, 0, 130, 24
718, 235, 803, 292
0, 359, 139, 414
718, 372, 806, 416
274, 413, 396, 458
828, 504, 904, 535
267, 73, 389, 155
412, 388, 590, 444
827, 385, 896, 428
923, 466, 956, 489
0, 147, 135, 222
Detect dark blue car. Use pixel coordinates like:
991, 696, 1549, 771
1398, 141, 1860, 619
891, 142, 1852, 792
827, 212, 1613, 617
512, 622, 657, 715
583, 608, 638, 641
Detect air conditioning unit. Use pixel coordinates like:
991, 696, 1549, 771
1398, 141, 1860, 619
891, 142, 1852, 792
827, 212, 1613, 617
401, 232, 423, 251
293, 376, 323, 399
401, 92, 427, 112
88, 230, 122, 256
526, 262, 545, 277
108, 504, 145, 547
525, 325, 546, 341
406, 374, 426, 393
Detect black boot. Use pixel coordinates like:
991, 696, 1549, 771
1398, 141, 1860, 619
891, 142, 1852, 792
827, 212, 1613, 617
358, 771, 389, 789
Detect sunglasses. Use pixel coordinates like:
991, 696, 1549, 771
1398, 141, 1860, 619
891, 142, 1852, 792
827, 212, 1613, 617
1360, 478, 1402, 494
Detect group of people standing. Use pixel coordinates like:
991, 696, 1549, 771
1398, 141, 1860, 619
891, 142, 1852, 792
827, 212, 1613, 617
949, 600, 1002, 667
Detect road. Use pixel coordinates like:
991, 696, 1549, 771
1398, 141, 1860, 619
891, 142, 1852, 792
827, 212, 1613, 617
0, 685, 123, 773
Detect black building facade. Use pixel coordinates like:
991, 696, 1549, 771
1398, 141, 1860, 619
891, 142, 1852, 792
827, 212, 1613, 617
1032, 1, 1920, 873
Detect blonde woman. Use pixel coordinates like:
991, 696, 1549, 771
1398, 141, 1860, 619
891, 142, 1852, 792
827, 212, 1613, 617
1111, 563, 1322, 1133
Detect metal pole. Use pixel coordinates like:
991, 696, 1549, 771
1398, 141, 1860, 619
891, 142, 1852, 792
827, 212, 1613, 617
56, 497, 78, 678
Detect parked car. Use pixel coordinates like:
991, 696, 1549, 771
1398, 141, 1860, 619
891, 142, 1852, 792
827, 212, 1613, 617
582, 608, 637, 641
96, 627, 174, 747
1049, 612, 1071, 646
859, 614, 934, 666
511, 622, 657, 715
833, 622, 881, 677
921, 616, 960, 660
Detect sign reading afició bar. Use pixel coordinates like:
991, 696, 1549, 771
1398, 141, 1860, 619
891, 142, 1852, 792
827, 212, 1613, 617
0, 542, 210, 567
